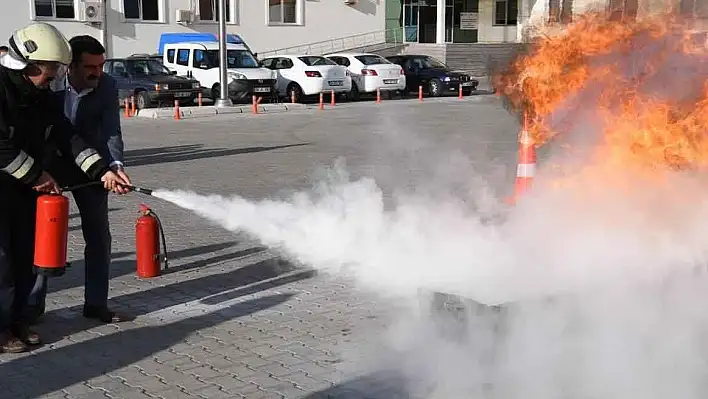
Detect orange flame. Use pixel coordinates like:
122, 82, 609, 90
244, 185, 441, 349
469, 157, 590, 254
496, 11, 708, 181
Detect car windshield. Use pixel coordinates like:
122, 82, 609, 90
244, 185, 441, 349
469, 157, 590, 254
355, 55, 391, 65
418, 56, 448, 69
298, 56, 337, 66
205, 50, 259, 68
127, 59, 171, 76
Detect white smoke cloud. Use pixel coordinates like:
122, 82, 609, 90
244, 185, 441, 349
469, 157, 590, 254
149, 23, 708, 397
153, 156, 708, 398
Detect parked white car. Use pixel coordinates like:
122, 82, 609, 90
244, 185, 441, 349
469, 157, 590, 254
162, 41, 277, 102
324, 52, 406, 101
259, 55, 351, 102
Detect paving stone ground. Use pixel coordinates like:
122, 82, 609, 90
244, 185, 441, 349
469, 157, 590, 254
1, 94, 520, 398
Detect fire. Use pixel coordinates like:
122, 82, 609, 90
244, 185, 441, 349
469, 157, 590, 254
496, 11, 708, 179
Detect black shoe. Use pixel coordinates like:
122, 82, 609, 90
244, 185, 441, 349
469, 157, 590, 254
1, 330, 29, 353
10, 323, 41, 346
82, 305, 130, 323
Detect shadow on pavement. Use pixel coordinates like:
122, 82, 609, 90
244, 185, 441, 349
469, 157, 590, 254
124, 143, 310, 166
40, 257, 315, 340
0, 293, 293, 398
303, 371, 413, 399
48, 241, 253, 293
160, 246, 266, 275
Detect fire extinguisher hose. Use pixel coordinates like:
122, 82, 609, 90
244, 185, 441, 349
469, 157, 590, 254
61, 181, 166, 268
148, 209, 169, 270
61, 181, 155, 195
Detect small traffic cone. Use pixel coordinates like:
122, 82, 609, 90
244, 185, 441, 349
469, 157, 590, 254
418, 85, 423, 102
252, 95, 260, 114
458, 83, 463, 99
319, 92, 324, 110
376, 88, 381, 104
507, 115, 536, 205
330, 90, 336, 106
173, 100, 181, 120
123, 98, 130, 117
130, 96, 136, 116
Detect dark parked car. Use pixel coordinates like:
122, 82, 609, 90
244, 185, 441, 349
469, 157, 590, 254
386, 55, 478, 97
103, 55, 202, 109
129, 53, 163, 64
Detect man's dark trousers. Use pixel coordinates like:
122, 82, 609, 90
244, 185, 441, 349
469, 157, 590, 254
28, 184, 111, 317
0, 180, 39, 328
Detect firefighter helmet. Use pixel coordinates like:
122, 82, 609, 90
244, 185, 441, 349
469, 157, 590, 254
7, 22, 72, 67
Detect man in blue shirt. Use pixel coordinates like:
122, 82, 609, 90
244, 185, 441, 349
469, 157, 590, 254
29, 35, 132, 324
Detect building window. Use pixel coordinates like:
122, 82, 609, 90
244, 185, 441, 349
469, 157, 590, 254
123, 0, 160, 21
34, 0, 76, 19
679, 0, 708, 17
548, 0, 573, 23
607, 0, 637, 20
494, 0, 518, 25
268, 0, 299, 24
198, 0, 233, 22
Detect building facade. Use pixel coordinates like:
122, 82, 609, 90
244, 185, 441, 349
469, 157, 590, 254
0, 0, 387, 58
525, 0, 708, 36
385, 0, 526, 44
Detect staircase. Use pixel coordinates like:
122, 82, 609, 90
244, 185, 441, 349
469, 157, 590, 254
444, 43, 529, 77
257, 28, 406, 58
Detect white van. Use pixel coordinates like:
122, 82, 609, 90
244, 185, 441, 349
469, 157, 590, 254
162, 42, 277, 102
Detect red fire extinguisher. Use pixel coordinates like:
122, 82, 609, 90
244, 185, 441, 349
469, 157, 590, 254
135, 204, 168, 278
34, 194, 70, 276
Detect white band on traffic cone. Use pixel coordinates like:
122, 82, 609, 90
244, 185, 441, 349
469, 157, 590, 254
517, 163, 535, 177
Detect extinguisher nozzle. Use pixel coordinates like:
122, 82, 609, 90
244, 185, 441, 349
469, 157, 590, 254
127, 186, 153, 196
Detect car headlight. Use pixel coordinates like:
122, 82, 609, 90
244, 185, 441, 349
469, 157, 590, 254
155, 83, 169, 91
441, 76, 450, 82
228, 72, 246, 80
270, 70, 277, 80
191, 82, 200, 89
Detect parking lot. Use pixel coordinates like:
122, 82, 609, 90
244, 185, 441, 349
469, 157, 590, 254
1, 93, 520, 398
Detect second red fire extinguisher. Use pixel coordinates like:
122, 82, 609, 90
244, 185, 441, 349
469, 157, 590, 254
34, 193, 70, 276
135, 204, 168, 278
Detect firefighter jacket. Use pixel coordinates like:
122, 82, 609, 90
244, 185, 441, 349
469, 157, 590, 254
0, 65, 109, 187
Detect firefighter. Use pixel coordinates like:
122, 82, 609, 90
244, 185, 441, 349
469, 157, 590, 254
0, 22, 126, 353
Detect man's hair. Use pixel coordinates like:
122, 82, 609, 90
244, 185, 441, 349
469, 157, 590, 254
0, 45, 8, 52
68, 35, 105, 64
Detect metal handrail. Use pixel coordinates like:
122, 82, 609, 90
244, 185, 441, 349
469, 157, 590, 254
257, 27, 405, 58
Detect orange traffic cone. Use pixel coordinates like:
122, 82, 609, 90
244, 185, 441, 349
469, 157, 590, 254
173, 99, 181, 120
508, 115, 536, 204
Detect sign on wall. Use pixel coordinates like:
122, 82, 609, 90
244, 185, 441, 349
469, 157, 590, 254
460, 12, 479, 30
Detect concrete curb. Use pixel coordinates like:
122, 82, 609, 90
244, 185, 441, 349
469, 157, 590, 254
135, 103, 309, 119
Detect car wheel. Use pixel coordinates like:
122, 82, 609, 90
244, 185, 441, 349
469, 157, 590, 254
428, 78, 443, 97
349, 82, 361, 101
211, 84, 221, 101
287, 83, 303, 103
136, 91, 151, 109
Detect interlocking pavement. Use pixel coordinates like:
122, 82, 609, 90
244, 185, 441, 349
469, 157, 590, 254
1, 94, 519, 398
